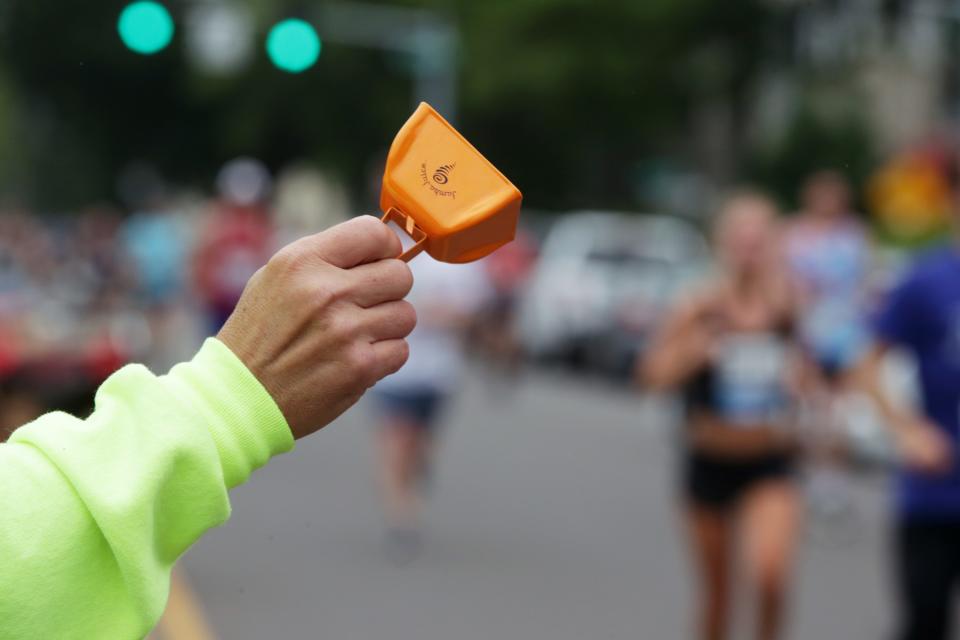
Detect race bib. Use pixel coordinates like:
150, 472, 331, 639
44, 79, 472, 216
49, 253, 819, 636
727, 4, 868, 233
713, 334, 790, 427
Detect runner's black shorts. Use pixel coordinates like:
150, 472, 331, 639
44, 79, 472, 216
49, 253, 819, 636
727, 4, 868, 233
682, 451, 795, 510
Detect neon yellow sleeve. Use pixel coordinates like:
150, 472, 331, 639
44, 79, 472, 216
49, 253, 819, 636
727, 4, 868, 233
0, 338, 294, 639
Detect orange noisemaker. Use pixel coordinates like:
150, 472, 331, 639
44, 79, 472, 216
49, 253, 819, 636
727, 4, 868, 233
380, 102, 522, 262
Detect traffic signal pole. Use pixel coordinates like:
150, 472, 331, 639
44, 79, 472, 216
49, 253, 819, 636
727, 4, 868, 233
315, 2, 458, 123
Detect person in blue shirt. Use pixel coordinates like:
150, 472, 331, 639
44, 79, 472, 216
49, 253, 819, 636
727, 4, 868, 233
859, 243, 960, 640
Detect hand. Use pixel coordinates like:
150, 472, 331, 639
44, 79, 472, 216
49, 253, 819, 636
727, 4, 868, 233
896, 420, 953, 475
691, 324, 721, 363
218, 216, 416, 439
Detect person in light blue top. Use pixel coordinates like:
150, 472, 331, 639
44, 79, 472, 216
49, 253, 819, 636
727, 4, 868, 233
786, 170, 872, 380
122, 206, 189, 306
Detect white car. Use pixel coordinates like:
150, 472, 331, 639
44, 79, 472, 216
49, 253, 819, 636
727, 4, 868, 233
517, 212, 710, 378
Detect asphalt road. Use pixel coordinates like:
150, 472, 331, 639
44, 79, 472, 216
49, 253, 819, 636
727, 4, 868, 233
180, 366, 894, 639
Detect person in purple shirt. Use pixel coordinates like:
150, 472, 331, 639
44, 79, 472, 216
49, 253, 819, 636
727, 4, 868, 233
859, 242, 960, 640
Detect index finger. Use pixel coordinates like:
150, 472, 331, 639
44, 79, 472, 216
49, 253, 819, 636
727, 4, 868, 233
303, 215, 402, 269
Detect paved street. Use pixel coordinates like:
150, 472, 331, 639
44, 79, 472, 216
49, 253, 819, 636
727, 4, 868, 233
181, 367, 893, 639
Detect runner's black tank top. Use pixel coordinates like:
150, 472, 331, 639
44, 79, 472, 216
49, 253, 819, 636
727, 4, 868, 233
684, 308, 795, 428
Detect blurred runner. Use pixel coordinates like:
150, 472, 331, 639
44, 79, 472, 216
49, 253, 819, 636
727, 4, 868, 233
857, 230, 960, 640
641, 192, 805, 640
786, 171, 871, 383
785, 171, 872, 532
122, 198, 197, 371
193, 158, 274, 332
123, 203, 190, 309
371, 255, 491, 563
470, 230, 537, 376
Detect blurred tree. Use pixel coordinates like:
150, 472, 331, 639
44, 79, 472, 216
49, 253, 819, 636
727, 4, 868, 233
0, 0, 409, 209
0, 0, 774, 212
447, 0, 773, 210
744, 102, 875, 213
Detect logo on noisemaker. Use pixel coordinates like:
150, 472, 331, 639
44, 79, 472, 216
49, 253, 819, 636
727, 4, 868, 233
432, 163, 456, 185
420, 162, 457, 199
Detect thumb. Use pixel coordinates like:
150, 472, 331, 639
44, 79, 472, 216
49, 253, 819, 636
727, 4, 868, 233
302, 215, 403, 269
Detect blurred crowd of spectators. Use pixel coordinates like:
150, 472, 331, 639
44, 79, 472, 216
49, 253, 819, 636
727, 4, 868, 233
0, 157, 538, 439
0, 199, 232, 437
0, 133, 956, 441
0, 158, 343, 437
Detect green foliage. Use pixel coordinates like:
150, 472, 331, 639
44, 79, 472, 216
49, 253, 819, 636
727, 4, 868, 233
0, 0, 775, 211
451, 0, 772, 209
744, 103, 876, 213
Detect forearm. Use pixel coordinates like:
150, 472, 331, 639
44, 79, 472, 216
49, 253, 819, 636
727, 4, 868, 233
0, 339, 292, 639
853, 346, 919, 436
641, 337, 708, 390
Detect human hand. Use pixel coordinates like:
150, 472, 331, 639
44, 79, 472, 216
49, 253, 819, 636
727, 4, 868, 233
896, 420, 953, 475
218, 216, 416, 439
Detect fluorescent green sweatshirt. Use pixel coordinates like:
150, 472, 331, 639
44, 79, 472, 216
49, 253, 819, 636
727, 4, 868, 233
0, 338, 294, 639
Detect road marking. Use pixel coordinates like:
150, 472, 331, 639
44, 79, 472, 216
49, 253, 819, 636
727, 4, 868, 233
151, 568, 218, 640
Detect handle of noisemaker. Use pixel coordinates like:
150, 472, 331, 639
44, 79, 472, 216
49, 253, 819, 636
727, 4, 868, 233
381, 208, 427, 262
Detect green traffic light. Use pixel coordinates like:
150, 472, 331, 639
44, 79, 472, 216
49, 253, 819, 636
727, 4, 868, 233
266, 19, 321, 73
118, 1, 174, 55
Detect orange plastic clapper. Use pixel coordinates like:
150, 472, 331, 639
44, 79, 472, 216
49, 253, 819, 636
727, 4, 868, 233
380, 102, 523, 263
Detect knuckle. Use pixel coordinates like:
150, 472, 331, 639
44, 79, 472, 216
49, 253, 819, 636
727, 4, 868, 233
392, 259, 415, 292
292, 270, 330, 303
328, 308, 358, 339
308, 276, 349, 311
348, 343, 376, 381
332, 281, 354, 302
243, 265, 267, 291
269, 245, 303, 274
261, 256, 284, 282
307, 286, 335, 314
397, 301, 417, 334
379, 341, 408, 379
365, 259, 412, 296
323, 274, 353, 303
358, 215, 401, 252
267, 245, 317, 288
393, 340, 410, 369
384, 255, 411, 278
352, 214, 382, 232
358, 214, 390, 238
